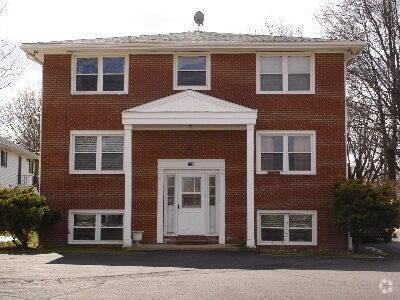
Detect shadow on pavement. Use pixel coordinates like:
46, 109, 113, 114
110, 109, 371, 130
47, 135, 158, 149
45, 249, 400, 272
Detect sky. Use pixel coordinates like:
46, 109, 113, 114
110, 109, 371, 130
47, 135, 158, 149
0, 0, 327, 102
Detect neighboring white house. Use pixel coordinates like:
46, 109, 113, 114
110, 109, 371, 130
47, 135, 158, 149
0, 136, 39, 188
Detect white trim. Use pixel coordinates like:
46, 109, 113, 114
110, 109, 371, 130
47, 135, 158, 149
68, 209, 124, 245
157, 159, 225, 244
256, 52, 315, 94
256, 130, 316, 175
257, 210, 317, 246
71, 54, 129, 95
123, 127, 133, 247
69, 130, 124, 175
246, 124, 255, 248
173, 53, 211, 90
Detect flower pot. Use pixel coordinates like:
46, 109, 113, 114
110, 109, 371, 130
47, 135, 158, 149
132, 231, 144, 245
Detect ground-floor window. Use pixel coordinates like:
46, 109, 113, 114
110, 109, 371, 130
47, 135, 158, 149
68, 210, 124, 244
257, 210, 317, 246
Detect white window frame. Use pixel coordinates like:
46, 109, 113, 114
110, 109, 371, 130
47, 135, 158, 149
256, 52, 315, 94
71, 54, 129, 95
257, 210, 317, 246
173, 53, 211, 91
68, 209, 124, 245
69, 130, 124, 174
0, 149, 7, 167
256, 130, 316, 175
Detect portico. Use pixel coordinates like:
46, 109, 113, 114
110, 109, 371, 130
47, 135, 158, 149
121, 90, 257, 247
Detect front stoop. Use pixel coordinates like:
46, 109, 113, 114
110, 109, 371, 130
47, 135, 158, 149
126, 244, 240, 251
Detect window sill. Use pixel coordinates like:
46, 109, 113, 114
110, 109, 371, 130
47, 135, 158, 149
68, 240, 123, 245
173, 86, 211, 91
256, 90, 315, 95
71, 90, 128, 95
69, 170, 124, 175
256, 170, 316, 176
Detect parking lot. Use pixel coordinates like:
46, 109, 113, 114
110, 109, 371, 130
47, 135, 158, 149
0, 245, 399, 299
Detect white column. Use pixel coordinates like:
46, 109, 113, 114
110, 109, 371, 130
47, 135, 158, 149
246, 124, 256, 248
219, 170, 226, 244
123, 125, 133, 247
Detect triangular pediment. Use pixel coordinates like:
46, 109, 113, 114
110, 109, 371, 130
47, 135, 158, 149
124, 90, 256, 113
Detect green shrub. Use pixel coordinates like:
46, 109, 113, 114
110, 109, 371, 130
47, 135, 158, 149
0, 187, 60, 249
333, 179, 400, 251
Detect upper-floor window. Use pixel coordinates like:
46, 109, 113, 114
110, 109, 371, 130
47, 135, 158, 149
0, 150, 7, 167
72, 55, 128, 94
257, 54, 315, 94
256, 130, 316, 175
174, 54, 210, 90
69, 131, 124, 174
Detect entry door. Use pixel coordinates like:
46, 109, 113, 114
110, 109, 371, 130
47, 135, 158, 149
177, 173, 206, 235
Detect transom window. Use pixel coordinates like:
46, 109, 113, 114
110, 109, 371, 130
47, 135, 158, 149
257, 210, 317, 245
181, 176, 202, 208
174, 54, 210, 90
69, 211, 123, 244
73, 55, 127, 94
256, 131, 316, 175
70, 131, 124, 174
0, 150, 7, 167
257, 54, 314, 94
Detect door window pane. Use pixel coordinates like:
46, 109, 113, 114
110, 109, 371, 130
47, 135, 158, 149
182, 177, 201, 193
182, 194, 201, 207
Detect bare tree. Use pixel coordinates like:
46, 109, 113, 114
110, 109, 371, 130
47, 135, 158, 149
1, 88, 41, 154
318, 0, 400, 181
0, 2, 22, 90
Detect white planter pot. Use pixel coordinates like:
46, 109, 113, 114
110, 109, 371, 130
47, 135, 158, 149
132, 231, 144, 244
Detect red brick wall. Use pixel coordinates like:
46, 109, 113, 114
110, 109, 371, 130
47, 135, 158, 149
40, 53, 346, 249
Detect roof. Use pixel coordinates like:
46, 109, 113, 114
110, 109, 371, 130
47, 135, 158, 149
21, 31, 365, 63
0, 137, 39, 159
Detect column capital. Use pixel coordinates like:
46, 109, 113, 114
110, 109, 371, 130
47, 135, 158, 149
124, 124, 133, 130
246, 124, 255, 130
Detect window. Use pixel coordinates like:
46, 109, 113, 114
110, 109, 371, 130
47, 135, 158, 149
257, 210, 317, 245
208, 175, 217, 235
256, 131, 316, 175
0, 150, 7, 167
27, 159, 34, 174
174, 54, 210, 90
181, 176, 201, 208
257, 54, 314, 94
70, 131, 124, 174
69, 210, 124, 244
73, 55, 128, 94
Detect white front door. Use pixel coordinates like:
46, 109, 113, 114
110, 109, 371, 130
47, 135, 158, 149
177, 173, 206, 235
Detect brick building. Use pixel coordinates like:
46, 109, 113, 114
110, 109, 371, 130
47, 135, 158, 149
21, 31, 364, 249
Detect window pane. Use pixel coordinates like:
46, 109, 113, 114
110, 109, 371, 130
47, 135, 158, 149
76, 58, 98, 74
73, 228, 95, 240
75, 153, 97, 170
261, 228, 284, 241
167, 176, 175, 187
209, 196, 216, 206
182, 194, 201, 208
194, 177, 201, 192
209, 176, 215, 186
288, 136, 311, 152
101, 214, 123, 227
288, 74, 310, 91
101, 153, 123, 170
76, 75, 98, 91
260, 74, 283, 91
289, 229, 312, 242
260, 56, 282, 73
182, 177, 197, 192
103, 74, 125, 91
289, 214, 312, 228
261, 153, 283, 171
74, 214, 96, 227
168, 196, 174, 205
261, 214, 284, 228
178, 56, 206, 70
102, 136, 124, 152
261, 136, 283, 152
101, 228, 123, 240
75, 136, 97, 152
288, 56, 310, 74
103, 57, 124, 73
289, 153, 311, 171
177, 71, 206, 86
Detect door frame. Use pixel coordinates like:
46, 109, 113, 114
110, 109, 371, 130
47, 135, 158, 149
157, 159, 225, 244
